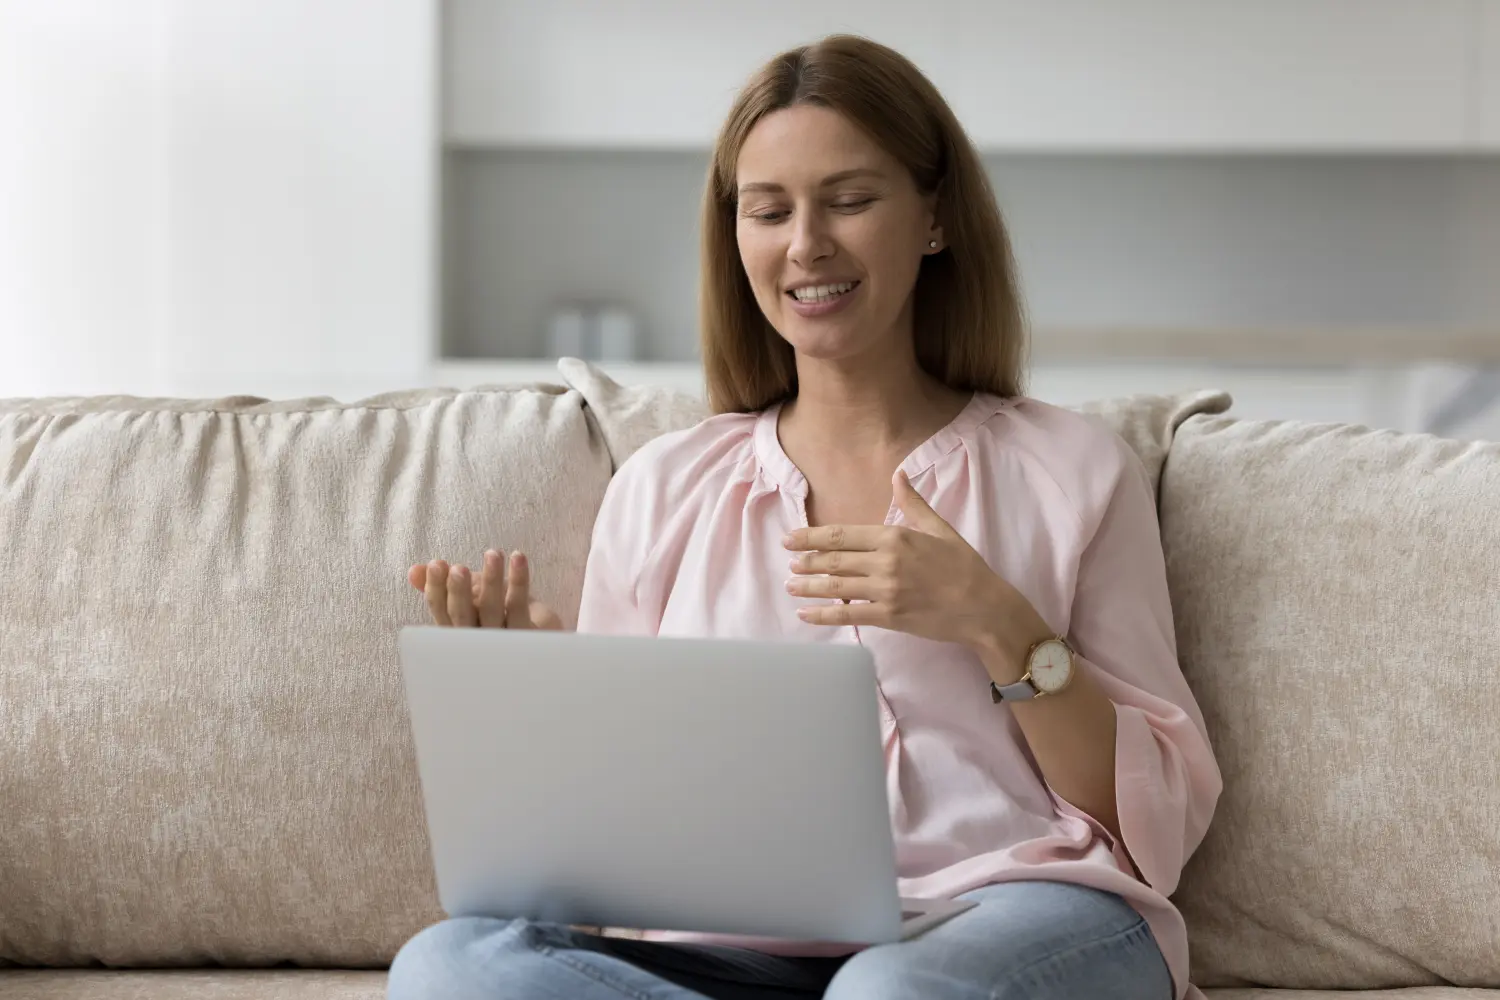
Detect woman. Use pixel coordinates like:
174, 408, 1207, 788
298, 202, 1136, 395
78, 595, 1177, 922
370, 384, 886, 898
393, 34, 1220, 1000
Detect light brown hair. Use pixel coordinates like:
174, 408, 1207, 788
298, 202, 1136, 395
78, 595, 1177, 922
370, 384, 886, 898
700, 34, 1027, 414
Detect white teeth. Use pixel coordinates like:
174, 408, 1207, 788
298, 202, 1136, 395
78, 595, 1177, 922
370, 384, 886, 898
791, 281, 855, 303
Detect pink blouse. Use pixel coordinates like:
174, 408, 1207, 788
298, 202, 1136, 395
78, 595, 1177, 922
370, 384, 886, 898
576, 392, 1222, 1000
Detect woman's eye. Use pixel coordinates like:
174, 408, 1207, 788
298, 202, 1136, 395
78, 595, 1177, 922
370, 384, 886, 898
833, 197, 875, 211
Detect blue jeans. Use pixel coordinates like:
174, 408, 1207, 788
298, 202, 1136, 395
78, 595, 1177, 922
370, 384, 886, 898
387, 880, 1174, 1000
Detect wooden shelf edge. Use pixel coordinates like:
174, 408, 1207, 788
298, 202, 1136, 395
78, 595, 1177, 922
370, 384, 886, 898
1029, 327, 1500, 366
435, 327, 1500, 378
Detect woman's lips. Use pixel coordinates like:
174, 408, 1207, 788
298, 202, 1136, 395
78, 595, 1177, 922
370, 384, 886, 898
785, 280, 861, 318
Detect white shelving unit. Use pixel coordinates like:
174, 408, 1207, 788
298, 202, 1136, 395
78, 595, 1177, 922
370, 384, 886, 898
444, 0, 1488, 152
435, 1, 1500, 391
444, 0, 950, 149
947, 1, 1475, 151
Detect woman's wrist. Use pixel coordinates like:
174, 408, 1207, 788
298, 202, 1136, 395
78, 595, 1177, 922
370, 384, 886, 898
965, 577, 1051, 687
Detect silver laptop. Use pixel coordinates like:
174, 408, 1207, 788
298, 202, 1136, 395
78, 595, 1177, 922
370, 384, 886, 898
397, 626, 974, 944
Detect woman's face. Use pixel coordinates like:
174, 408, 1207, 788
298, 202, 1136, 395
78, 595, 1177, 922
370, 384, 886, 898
734, 104, 942, 363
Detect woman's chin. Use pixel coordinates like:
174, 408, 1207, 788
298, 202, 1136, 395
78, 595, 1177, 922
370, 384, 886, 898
778, 321, 873, 362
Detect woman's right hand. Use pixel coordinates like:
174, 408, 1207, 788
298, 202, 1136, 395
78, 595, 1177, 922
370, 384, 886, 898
407, 550, 564, 629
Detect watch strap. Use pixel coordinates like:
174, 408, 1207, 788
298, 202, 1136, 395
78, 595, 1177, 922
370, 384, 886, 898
990, 677, 1037, 703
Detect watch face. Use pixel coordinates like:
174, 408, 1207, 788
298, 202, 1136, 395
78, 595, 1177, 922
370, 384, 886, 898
1029, 639, 1073, 694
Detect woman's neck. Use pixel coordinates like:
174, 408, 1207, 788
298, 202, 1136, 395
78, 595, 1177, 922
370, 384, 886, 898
780, 344, 969, 458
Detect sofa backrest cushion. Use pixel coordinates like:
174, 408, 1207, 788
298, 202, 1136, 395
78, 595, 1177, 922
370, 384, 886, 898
1163, 416, 1500, 989
0, 386, 612, 967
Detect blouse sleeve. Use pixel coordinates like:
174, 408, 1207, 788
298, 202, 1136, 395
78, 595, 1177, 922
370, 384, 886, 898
575, 460, 660, 637
1046, 433, 1223, 895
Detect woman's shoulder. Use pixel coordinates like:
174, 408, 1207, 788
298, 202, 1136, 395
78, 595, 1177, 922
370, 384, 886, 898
607, 409, 761, 498
983, 394, 1129, 458
978, 394, 1143, 514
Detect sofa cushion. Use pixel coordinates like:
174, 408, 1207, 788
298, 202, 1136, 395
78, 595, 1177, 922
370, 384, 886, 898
1071, 388, 1233, 498
0, 970, 384, 999
558, 358, 707, 472
1163, 416, 1500, 989
0, 387, 613, 967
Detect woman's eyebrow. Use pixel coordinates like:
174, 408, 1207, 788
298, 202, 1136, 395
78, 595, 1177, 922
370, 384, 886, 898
736, 168, 887, 197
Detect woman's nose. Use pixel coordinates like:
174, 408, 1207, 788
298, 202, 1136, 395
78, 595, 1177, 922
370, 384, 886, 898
787, 211, 834, 267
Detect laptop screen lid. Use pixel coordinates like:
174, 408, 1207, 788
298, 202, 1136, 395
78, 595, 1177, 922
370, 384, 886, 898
397, 626, 907, 944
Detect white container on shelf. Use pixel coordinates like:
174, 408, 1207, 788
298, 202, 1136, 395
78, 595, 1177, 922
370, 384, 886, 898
595, 305, 639, 361
546, 305, 591, 358
546, 301, 640, 361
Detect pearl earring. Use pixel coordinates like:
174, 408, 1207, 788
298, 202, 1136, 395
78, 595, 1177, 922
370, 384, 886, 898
928, 240, 938, 249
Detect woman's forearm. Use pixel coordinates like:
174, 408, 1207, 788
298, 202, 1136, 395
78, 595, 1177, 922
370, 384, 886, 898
1004, 662, 1121, 843
971, 611, 1123, 846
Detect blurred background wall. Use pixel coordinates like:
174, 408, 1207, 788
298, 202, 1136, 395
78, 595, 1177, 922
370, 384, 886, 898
3, 0, 1498, 435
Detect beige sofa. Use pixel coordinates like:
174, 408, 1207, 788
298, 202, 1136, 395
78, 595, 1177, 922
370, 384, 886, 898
1, 359, 1496, 999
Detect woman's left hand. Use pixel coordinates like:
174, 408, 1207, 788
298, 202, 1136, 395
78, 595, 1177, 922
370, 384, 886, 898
783, 470, 1049, 665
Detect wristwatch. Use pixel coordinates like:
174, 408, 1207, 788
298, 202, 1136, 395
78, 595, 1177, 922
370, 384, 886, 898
990, 636, 1076, 703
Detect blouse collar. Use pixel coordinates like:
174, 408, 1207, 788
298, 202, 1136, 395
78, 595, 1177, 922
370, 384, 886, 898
752, 392, 1008, 498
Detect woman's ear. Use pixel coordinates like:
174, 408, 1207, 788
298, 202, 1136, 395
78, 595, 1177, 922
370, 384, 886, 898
922, 195, 944, 253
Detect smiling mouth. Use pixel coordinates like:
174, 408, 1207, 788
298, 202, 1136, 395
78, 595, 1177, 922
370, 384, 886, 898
786, 281, 860, 304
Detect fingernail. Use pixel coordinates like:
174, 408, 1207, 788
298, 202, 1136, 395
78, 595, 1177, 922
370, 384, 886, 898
788, 556, 801, 571
784, 578, 797, 593
781, 533, 794, 548
797, 607, 812, 620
